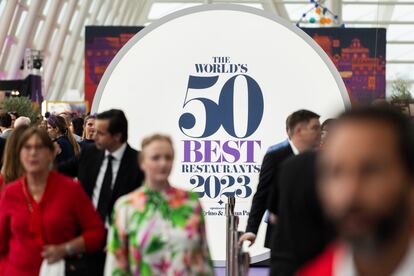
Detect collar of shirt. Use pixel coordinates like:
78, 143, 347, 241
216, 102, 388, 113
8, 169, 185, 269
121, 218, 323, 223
105, 143, 127, 161
335, 241, 414, 276
288, 140, 299, 155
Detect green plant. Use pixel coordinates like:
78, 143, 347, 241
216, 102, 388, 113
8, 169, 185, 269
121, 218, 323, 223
1, 96, 40, 125
391, 79, 412, 102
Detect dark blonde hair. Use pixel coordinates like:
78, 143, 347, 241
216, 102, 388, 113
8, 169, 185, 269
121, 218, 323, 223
139, 134, 174, 163
82, 115, 96, 139
1, 125, 29, 184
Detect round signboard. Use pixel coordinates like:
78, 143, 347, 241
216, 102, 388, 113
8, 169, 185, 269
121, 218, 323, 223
92, 4, 350, 265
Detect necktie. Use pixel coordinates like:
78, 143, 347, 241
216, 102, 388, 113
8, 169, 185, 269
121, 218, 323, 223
97, 155, 114, 222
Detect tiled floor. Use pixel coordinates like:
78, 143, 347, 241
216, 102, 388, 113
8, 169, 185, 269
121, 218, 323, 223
214, 267, 269, 276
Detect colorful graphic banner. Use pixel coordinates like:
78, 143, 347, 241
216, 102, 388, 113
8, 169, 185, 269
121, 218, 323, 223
85, 26, 143, 110
302, 28, 386, 105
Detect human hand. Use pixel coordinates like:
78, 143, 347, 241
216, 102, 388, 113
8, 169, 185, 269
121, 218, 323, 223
42, 244, 66, 264
238, 232, 256, 247
269, 213, 277, 224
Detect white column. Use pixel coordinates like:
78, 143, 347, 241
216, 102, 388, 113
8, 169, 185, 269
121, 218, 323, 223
66, 0, 105, 90
97, 0, 111, 24
327, 0, 343, 26
0, 0, 18, 56
36, 0, 62, 51
105, 1, 123, 25
136, 0, 152, 25
1, 4, 24, 70
129, 0, 146, 25
44, 0, 77, 96
114, 0, 129, 25
89, 0, 105, 24
51, 0, 92, 100
7, 0, 43, 79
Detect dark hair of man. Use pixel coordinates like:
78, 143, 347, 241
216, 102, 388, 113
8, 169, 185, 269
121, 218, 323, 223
287, 109, 320, 131
0, 113, 12, 128
71, 117, 84, 137
337, 106, 414, 175
96, 109, 128, 143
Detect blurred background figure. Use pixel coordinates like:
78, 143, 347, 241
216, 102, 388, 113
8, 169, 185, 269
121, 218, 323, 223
8, 112, 18, 129
299, 107, 414, 276
239, 110, 321, 252
105, 134, 213, 276
0, 128, 105, 276
79, 115, 96, 150
0, 113, 12, 139
46, 115, 80, 164
14, 116, 30, 128
0, 125, 29, 191
320, 119, 336, 148
70, 117, 84, 143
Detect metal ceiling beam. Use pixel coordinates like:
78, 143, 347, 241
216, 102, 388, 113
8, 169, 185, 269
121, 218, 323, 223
51, 0, 92, 101
44, 0, 78, 96
36, 0, 62, 51
271, 0, 290, 20
1, 2, 24, 71
7, 0, 42, 79
0, 0, 18, 59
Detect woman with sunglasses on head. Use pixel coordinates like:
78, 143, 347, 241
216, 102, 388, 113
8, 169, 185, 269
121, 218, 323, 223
0, 127, 105, 276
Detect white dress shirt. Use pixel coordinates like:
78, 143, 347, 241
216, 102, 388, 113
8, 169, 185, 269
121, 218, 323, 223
288, 139, 299, 155
92, 143, 127, 208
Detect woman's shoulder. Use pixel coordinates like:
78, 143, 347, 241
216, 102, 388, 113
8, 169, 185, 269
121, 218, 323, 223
1, 177, 24, 198
114, 186, 147, 209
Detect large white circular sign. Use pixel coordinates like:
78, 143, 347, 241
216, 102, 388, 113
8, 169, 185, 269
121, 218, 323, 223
92, 4, 350, 265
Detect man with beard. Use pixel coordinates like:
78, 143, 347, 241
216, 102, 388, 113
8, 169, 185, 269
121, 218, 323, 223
298, 107, 414, 276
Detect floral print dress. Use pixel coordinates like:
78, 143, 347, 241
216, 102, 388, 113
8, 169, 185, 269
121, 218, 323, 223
105, 185, 214, 276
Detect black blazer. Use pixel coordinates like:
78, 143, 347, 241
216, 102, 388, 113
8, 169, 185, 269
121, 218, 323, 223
245, 144, 293, 248
269, 151, 335, 276
58, 144, 144, 221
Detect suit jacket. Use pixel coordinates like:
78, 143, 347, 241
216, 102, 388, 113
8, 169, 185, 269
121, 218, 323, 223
58, 144, 144, 222
246, 144, 293, 248
269, 151, 335, 276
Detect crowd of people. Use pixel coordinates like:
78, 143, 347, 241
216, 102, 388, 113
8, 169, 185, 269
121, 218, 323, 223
0, 104, 413, 276
0, 109, 213, 276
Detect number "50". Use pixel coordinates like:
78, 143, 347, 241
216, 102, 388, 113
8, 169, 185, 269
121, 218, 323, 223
178, 74, 264, 139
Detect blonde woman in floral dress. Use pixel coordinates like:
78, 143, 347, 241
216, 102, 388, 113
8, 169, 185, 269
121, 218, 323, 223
105, 134, 214, 276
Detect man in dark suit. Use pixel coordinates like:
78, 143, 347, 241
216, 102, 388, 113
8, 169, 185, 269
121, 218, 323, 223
269, 151, 335, 276
58, 109, 144, 276
239, 110, 321, 249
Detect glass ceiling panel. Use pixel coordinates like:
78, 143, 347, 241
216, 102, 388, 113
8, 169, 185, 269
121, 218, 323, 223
343, 4, 379, 22
387, 64, 414, 80
388, 44, 414, 61
391, 5, 414, 21
148, 2, 263, 21
387, 25, 414, 41
148, 3, 203, 20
